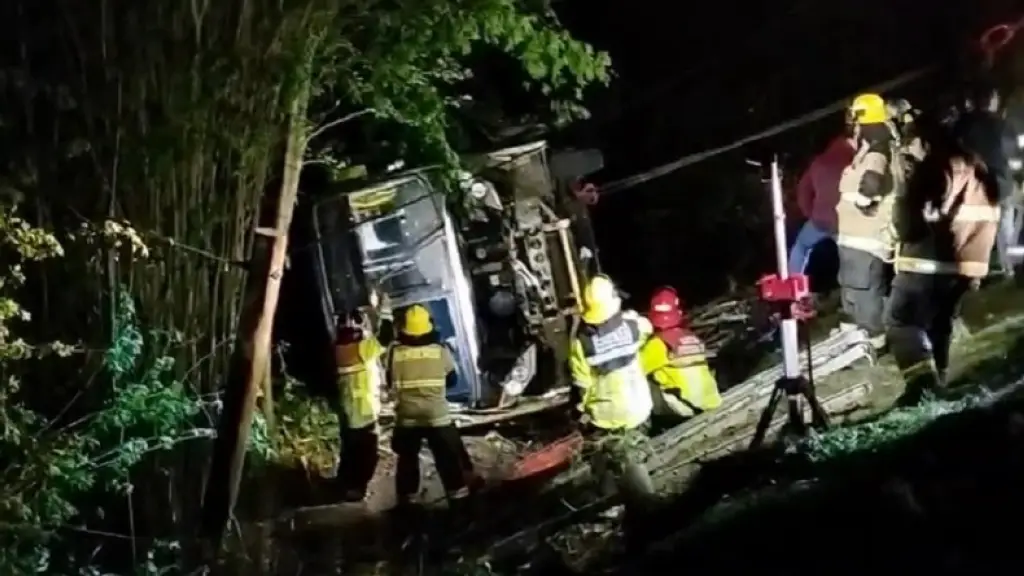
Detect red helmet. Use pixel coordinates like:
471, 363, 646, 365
648, 286, 684, 330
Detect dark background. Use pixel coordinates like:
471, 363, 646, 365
550, 0, 1006, 307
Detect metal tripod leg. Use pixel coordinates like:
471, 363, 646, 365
750, 376, 830, 450
749, 382, 785, 449
801, 377, 830, 429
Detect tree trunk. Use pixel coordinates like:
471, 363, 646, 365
200, 72, 312, 548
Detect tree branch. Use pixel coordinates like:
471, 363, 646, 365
305, 108, 374, 143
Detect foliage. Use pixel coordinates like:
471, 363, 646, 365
308, 0, 612, 169
270, 378, 340, 474
797, 397, 975, 463
0, 202, 210, 573
1, 1, 611, 573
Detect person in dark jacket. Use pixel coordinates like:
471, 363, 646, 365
788, 131, 857, 275
887, 117, 1000, 406
954, 81, 1023, 276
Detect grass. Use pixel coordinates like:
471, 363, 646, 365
616, 290, 1024, 574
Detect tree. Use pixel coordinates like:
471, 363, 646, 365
1, 0, 611, 570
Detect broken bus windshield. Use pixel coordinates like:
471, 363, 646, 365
346, 176, 447, 297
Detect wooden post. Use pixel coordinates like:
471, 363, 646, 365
200, 76, 310, 547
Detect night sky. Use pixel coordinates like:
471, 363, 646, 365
553, 0, 1008, 305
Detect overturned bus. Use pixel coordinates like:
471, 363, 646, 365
276, 141, 605, 423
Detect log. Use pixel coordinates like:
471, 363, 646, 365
550, 325, 873, 489
474, 381, 874, 564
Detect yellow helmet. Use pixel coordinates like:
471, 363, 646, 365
581, 275, 622, 325
401, 304, 434, 337
848, 93, 888, 125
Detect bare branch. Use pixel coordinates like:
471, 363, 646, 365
305, 108, 374, 142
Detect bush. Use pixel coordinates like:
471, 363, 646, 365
0, 202, 210, 574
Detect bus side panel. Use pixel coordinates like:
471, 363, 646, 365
420, 297, 473, 402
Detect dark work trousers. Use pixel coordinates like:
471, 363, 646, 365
647, 380, 695, 435
336, 424, 380, 498
838, 246, 889, 335
885, 272, 970, 405
583, 426, 656, 553
391, 424, 470, 501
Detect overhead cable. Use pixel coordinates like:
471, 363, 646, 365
596, 66, 934, 197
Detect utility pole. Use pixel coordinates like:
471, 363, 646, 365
200, 77, 311, 549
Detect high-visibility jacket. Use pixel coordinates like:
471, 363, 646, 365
388, 342, 456, 427
836, 140, 904, 261
569, 310, 653, 430
893, 154, 1000, 278
639, 331, 721, 417
335, 336, 385, 429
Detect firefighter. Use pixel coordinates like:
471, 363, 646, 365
333, 310, 385, 502
640, 286, 722, 432
835, 93, 904, 344
887, 116, 1001, 406
387, 304, 475, 506
569, 274, 655, 550
955, 80, 1023, 277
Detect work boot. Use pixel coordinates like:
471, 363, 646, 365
445, 487, 473, 524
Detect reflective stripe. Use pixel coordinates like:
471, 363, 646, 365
585, 344, 641, 368
397, 378, 446, 389
950, 204, 1000, 223
895, 256, 988, 277
672, 357, 708, 368
338, 364, 366, 375
836, 234, 891, 255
